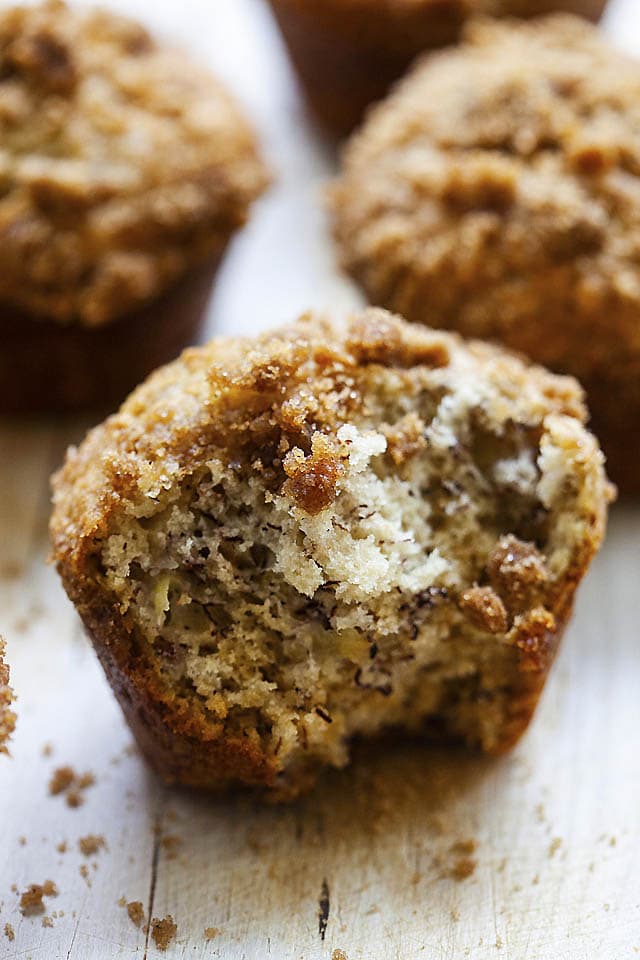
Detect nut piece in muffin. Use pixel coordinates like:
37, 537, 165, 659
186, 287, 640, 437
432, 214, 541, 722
0, 0, 268, 412
267, 0, 607, 136
0, 638, 16, 753
51, 309, 610, 799
331, 15, 640, 492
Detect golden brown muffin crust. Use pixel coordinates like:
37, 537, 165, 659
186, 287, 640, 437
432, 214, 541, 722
51, 310, 610, 798
0, 638, 15, 753
0, 0, 268, 327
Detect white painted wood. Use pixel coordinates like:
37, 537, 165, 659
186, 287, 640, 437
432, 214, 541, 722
0, 2, 639, 958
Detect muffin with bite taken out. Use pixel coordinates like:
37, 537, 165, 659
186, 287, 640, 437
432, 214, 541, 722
51, 308, 611, 799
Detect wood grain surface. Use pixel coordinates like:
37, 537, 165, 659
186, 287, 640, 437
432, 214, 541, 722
0, 2, 639, 958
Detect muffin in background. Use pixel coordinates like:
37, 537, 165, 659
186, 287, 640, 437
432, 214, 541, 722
0, 0, 269, 413
51, 309, 610, 799
331, 15, 640, 492
266, 0, 608, 136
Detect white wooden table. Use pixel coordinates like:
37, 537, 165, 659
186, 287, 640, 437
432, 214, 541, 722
1, 1, 639, 957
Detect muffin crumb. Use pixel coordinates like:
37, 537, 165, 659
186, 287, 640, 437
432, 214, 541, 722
49, 766, 75, 795
19, 881, 57, 916
151, 915, 177, 951
49, 766, 95, 806
122, 900, 145, 928
448, 840, 478, 881
160, 835, 181, 860
78, 835, 106, 856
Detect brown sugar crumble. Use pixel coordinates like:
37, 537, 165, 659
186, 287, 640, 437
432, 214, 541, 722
488, 536, 547, 614
78, 834, 106, 856
459, 586, 508, 634
19, 880, 58, 916
151, 915, 177, 951
283, 434, 344, 516
48, 766, 75, 794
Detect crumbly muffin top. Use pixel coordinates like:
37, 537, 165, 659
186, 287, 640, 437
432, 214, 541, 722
0, 638, 15, 753
51, 306, 606, 561
0, 1, 268, 326
331, 16, 640, 380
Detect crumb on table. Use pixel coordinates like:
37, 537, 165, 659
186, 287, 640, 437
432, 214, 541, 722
448, 840, 478, 881
124, 900, 145, 928
151, 915, 177, 951
19, 881, 58, 916
48, 766, 95, 807
78, 834, 106, 856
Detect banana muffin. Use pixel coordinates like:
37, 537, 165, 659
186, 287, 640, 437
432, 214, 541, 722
0, 638, 15, 753
331, 16, 640, 492
267, 0, 607, 136
51, 309, 610, 799
0, 0, 268, 413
